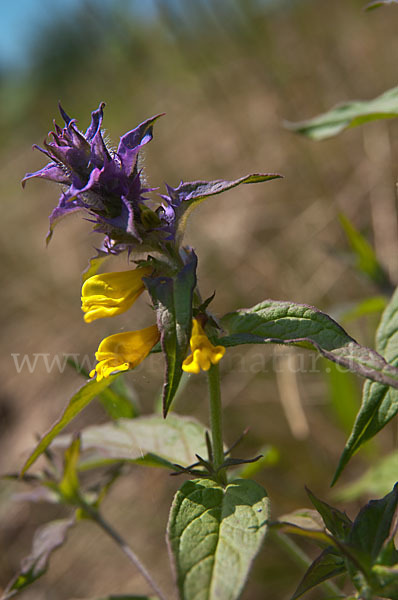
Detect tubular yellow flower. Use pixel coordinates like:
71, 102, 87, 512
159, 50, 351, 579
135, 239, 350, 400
81, 267, 152, 323
182, 319, 226, 374
90, 325, 160, 381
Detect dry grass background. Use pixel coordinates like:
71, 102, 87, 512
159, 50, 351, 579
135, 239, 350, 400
1, 0, 398, 598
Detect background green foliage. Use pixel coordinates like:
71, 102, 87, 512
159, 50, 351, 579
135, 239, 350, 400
1, 0, 398, 598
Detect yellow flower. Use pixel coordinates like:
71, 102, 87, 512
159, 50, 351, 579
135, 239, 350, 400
90, 325, 160, 381
81, 267, 152, 323
182, 319, 225, 374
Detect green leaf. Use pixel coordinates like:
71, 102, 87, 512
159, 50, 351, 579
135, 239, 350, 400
52, 414, 209, 471
285, 85, 398, 140
144, 250, 197, 416
339, 214, 390, 288
220, 300, 398, 390
3, 518, 74, 596
279, 489, 398, 597
167, 478, 269, 600
170, 174, 282, 245
20, 375, 119, 475
306, 488, 352, 540
333, 287, 398, 484
291, 548, 346, 600
348, 484, 398, 563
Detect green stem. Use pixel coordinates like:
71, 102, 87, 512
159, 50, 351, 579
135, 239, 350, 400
81, 501, 167, 600
207, 364, 227, 485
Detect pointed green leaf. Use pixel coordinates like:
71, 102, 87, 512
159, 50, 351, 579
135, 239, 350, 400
144, 250, 197, 416
53, 414, 208, 471
221, 300, 398, 389
348, 484, 398, 563
171, 174, 282, 245
167, 478, 269, 600
285, 86, 398, 140
291, 548, 346, 600
21, 375, 119, 475
306, 488, 352, 540
339, 214, 390, 288
3, 518, 74, 596
333, 287, 398, 483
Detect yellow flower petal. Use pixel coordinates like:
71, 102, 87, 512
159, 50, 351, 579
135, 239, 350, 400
81, 267, 152, 323
182, 319, 225, 374
90, 325, 160, 381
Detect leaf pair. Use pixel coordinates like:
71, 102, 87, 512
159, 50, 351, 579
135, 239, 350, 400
275, 485, 398, 599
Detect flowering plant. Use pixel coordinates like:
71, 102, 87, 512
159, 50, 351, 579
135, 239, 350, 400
3, 92, 398, 600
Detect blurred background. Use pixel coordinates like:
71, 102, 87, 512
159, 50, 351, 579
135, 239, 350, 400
1, 0, 398, 598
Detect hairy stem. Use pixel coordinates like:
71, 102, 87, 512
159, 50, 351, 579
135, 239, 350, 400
207, 363, 227, 485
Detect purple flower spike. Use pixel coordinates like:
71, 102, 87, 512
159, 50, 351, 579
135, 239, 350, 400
23, 103, 163, 253
24, 103, 281, 256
